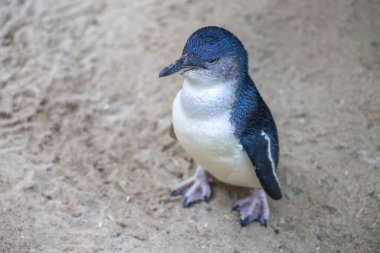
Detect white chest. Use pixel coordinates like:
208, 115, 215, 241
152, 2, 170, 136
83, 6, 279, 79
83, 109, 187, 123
172, 79, 260, 188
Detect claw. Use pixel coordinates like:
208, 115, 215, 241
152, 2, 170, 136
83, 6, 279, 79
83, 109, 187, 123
232, 205, 240, 211
170, 190, 179, 196
203, 195, 209, 202
239, 217, 250, 227
260, 219, 267, 227
182, 197, 190, 208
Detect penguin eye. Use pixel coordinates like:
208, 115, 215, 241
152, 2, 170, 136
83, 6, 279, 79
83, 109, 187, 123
207, 58, 219, 64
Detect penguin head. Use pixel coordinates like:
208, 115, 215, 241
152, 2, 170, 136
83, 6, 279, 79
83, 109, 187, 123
159, 26, 248, 83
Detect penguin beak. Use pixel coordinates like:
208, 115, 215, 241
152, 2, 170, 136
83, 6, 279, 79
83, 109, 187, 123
159, 55, 191, 77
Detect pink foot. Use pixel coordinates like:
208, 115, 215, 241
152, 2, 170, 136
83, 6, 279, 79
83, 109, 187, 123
171, 165, 211, 208
232, 188, 270, 227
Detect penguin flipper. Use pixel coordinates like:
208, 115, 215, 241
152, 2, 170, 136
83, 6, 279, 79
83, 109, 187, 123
240, 131, 282, 200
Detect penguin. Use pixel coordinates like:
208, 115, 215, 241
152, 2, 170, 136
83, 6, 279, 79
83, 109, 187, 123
159, 26, 282, 227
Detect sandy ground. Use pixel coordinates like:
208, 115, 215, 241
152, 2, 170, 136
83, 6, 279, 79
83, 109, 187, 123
0, 0, 379, 252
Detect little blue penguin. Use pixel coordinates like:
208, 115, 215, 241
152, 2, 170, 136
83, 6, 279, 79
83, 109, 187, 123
159, 26, 282, 227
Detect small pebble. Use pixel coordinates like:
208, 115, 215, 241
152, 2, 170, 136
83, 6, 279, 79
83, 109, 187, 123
72, 211, 82, 218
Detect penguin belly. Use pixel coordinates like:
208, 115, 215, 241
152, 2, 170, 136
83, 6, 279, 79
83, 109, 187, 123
172, 90, 260, 188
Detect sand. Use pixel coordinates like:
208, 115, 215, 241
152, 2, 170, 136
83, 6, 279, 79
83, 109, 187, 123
0, 0, 379, 252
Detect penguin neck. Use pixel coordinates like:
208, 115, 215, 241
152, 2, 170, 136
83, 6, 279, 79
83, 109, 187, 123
179, 77, 238, 119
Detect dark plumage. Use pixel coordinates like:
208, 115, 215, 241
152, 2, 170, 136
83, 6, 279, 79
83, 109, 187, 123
231, 74, 281, 200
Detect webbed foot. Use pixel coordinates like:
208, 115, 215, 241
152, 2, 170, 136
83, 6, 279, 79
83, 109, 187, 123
232, 188, 270, 227
171, 165, 211, 208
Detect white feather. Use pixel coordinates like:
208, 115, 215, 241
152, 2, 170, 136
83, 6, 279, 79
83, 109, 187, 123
172, 77, 260, 188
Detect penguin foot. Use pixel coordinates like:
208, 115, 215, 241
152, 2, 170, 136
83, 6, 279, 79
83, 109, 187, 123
170, 165, 211, 208
232, 188, 270, 227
